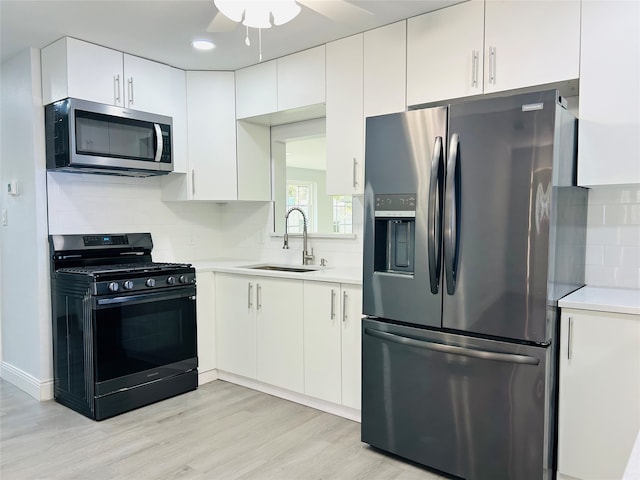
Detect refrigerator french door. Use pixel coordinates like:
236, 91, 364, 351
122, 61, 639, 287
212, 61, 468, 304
361, 90, 587, 480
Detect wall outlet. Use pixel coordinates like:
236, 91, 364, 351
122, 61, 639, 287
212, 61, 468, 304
2, 209, 7, 226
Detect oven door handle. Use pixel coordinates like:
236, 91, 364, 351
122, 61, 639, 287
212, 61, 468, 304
96, 288, 195, 307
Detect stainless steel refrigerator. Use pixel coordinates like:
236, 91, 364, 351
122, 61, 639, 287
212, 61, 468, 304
361, 90, 587, 480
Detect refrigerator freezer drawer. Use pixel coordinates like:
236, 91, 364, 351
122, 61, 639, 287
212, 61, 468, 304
361, 318, 555, 480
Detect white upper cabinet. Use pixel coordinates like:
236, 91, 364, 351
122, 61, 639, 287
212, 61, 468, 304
277, 46, 326, 111
577, 0, 640, 186
483, 0, 580, 94
169, 67, 188, 174
235, 60, 278, 119
326, 34, 364, 195
236, 121, 271, 201
407, 0, 484, 106
42, 37, 124, 106
41, 37, 178, 117
364, 21, 407, 117
186, 71, 238, 201
407, 0, 580, 106
162, 71, 238, 201
122, 53, 174, 115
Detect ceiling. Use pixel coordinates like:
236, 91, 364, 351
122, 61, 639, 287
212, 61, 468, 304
0, 0, 462, 71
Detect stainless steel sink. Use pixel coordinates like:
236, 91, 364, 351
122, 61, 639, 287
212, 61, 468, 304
242, 264, 318, 273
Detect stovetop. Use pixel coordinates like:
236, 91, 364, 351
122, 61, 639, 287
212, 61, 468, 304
58, 262, 192, 276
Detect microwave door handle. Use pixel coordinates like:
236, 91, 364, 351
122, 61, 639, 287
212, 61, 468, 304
428, 136, 443, 294
153, 124, 163, 163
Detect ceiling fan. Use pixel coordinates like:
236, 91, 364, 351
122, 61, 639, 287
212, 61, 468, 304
207, 0, 373, 33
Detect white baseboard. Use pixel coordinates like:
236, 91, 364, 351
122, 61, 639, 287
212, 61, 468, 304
198, 368, 218, 385
0, 361, 53, 401
217, 371, 361, 423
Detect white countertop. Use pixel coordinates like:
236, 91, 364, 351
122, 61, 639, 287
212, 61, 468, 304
191, 259, 362, 285
559, 286, 640, 315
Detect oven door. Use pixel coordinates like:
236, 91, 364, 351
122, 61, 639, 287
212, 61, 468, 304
93, 285, 197, 397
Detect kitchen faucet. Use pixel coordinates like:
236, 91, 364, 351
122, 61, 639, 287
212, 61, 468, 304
283, 207, 314, 265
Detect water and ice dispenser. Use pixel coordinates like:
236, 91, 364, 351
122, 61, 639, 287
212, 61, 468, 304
374, 194, 416, 275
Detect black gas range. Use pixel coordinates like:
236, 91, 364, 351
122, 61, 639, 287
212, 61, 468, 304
49, 233, 198, 420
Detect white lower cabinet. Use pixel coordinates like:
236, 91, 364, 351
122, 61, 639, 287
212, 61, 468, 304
255, 278, 304, 393
558, 309, 640, 480
303, 282, 362, 409
216, 273, 363, 412
215, 273, 257, 379
215, 273, 304, 393
196, 271, 216, 375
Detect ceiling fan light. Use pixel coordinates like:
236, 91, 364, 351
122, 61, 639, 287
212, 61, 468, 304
242, 3, 273, 29
214, 0, 244, 22
272, 1, 301, 26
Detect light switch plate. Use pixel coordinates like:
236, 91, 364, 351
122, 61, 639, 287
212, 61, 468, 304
7, 180, 18, 196
2, 209, 7, 226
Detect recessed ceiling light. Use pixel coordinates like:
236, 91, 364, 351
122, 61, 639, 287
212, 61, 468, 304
192, 40, 215, 51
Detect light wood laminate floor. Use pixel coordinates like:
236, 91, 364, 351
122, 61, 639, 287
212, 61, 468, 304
0, 379, 448, 480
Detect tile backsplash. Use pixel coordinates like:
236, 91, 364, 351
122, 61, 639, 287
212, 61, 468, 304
46, 172, 223, 262
46, 172, 640, 289
585, 186, 640, 289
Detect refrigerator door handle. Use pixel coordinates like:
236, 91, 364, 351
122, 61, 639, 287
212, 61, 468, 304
444, 133, 460, 295
428, 136, 444, 294
364, 328, 540, 366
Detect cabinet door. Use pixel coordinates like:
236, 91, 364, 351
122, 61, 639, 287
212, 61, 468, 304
41, 37, 124, 106
235, 60, 278, 118
186, 71, 238, 201
558, 310, 640, 480
196, 271, 216, 374
340, 285, 362, 410
170, 67, 188, 174
484, 0, 580, 94
326, 35, 364, 195
123, 54, 174, 115
277, 46, 326, 111
236, 121, 271, 201
256, 277, 304, 393
303, 282, 342, 403
577, 1, 640, 186
406, 0, 483, 106
215, 273, 256, 378
364, 21, 406, 117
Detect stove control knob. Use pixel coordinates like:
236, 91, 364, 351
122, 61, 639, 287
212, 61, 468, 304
179, 275, 188, 284
167, 276, 176, 285
145, 278, 156, 288
123, 280, 134, 290
108, 282, 119, 292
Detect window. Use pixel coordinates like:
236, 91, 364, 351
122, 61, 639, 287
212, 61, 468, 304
286, 182, 314, 233
332, 196, 352, 233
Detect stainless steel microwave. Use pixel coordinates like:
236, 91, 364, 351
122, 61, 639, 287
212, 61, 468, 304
45, 98, 173, 176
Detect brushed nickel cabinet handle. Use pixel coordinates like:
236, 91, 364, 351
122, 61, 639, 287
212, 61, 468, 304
114, 74, 121, 104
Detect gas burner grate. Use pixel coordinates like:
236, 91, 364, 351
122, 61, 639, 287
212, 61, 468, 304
58, 262, 191, 276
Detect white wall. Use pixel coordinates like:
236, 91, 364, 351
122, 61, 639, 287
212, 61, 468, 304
0, 48, 52, 399
585, 186, 640, 289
